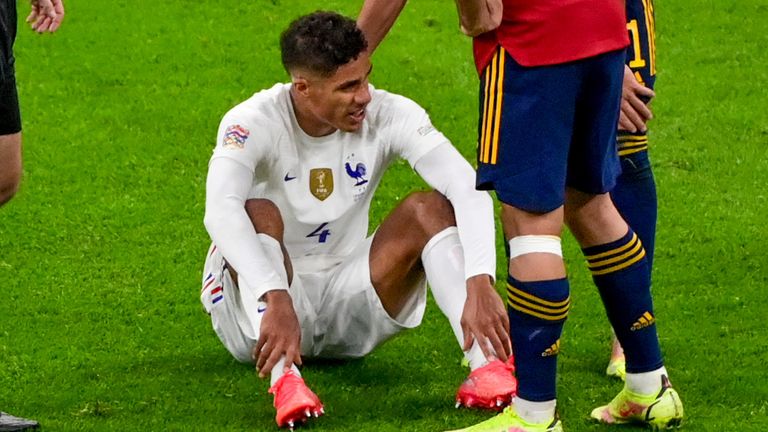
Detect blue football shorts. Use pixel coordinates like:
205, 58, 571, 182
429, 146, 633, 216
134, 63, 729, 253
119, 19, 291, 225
476, 47, 625, 213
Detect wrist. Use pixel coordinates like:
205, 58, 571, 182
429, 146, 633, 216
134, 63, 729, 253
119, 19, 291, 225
466, 274, 494, 292
262, 289, 290, 303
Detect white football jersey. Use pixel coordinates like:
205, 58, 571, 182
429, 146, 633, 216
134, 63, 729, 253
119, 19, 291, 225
211, 83, 448, 274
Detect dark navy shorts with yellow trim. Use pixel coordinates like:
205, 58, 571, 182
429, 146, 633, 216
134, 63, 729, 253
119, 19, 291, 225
476, 47, 625, 213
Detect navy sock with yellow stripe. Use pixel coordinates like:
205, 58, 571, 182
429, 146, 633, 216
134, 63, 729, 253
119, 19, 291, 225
583, 229, 663, 373
507, 276, 570, 401
613, 141, 658, 269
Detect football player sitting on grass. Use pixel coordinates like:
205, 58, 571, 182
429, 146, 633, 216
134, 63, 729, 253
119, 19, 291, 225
199, 11, 516, 430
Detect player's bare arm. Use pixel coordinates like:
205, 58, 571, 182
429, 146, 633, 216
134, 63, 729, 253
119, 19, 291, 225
254, 290, 302, 378
357, 0, 407, 54
461, 274, 511, 361
454, 0, 502, 37
618, 65, 656, 132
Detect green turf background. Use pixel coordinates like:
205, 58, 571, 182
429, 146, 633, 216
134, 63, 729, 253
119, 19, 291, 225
1, 0, 767, 430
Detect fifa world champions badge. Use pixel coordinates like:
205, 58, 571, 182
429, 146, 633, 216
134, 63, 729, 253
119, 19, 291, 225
223, 125, 250, 150
310, 168, 333, 201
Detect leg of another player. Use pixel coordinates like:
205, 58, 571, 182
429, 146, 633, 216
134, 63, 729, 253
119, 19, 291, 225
567, 190, 682, 428
501, 204, 568, 425
565, 189, 666, 391
0, 132, 22, 206
607, 148, 658, 379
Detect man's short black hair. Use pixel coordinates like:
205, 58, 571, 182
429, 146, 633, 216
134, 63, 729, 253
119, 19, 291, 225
280, 11, 368, 77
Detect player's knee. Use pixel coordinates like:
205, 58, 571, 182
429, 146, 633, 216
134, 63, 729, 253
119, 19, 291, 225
500, 204, 563, 239
0, 173, 21, 206
507, 234, 567, 286
508, 234, 563, 261
245, 198, 285, 238
401, 191, 456, 235
565, 192, 627, 245
565, 191, 610, 226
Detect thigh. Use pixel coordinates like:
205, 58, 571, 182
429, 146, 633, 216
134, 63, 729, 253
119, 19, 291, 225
567, 50, 625, 195
312, 235, 427, 359
476, 47, 579, 213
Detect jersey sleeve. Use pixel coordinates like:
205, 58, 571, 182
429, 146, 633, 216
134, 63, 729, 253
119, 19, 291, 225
210, 110, 272, 173
414, 143, 497, 281
204, 157, 289, 301
376, 92, 451, 167
204, 109, 288, 301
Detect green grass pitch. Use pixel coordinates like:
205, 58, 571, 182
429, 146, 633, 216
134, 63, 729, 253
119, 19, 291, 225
1, 0, 767, 430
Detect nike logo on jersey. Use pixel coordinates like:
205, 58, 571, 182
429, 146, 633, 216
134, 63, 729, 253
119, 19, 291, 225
257, 305, 267, 313
284, 173, 297, 181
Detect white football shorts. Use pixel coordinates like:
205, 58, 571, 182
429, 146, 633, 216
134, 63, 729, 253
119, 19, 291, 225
200, 235, 427, 363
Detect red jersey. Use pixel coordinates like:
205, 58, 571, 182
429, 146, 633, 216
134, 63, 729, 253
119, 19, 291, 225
473, 0, 629, 73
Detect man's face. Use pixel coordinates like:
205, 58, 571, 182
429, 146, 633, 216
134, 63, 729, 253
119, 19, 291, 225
293, 54, 373, 136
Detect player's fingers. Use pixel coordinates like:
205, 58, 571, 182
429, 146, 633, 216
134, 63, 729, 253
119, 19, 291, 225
492, 324, 511, 360
256, 345, 273, 377
628, 107, 648, 132
628, 95, 653, 121
32, 18, 44, 33
49, 11, 63, 32
635, 85, 656, 99
461, 323, 473, 351
618, 112, 637, 132
285, 344, 301, 370
254, 336, 270, 373
474, 331, 497, 362
26, 9, 38, 24
499, 310, 510, 338
622, 102, 645, 132
254, 335, 267, 361
41, 16, 55, 32
34, 16, 51, 33
497, 321, 512, 357
260, 345, 285, 379
49, 18, 61, 32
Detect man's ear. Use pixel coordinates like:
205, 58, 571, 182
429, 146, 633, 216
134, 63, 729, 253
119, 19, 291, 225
292, 75, 310, 96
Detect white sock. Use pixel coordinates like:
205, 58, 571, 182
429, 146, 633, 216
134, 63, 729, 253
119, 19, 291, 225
270, 356, 302, 386
626, 366, 668, 395
422, 227, 491, 370
513, 396, 556, 424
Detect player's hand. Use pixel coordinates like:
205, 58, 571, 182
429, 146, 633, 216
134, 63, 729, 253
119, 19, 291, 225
460, 275, 511, 362
456, 0, 502, 37
618, 65, 655, 133
27, 0, 65, 33
253, 290, 302, 378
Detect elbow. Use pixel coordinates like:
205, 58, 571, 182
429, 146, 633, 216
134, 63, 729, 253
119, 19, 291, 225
203, 209, 225, 236
461, 19, 501, 37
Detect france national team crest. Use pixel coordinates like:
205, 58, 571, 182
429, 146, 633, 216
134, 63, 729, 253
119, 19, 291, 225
345, 155, 370, 202
223, 125, 250, 150
310, 168, 333, 201
344, 161, 368, 186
